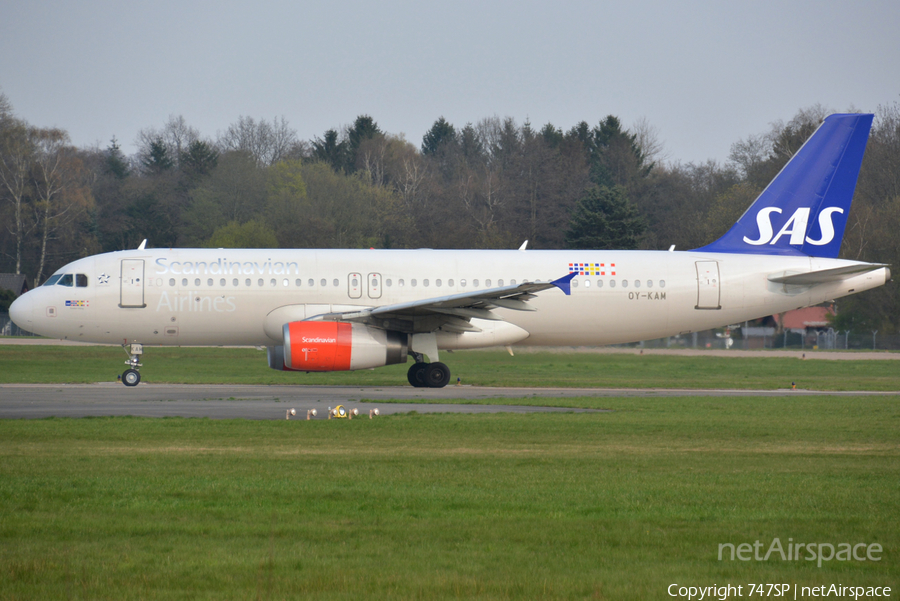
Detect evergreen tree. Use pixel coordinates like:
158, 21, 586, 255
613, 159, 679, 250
458, 123, 483, 161
142, 138, 173, 174
540, 123, 563, 148
105, 137, 129, 179
312, 129, 350, 172
181, 140, 219, 182
421, 117, 457, 155
348, 115, 381, 153
589, 115, 651, 188
565, 185, 646, 250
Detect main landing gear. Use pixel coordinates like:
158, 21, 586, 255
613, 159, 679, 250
407, 355, 451, 388
121, 343, 143, 387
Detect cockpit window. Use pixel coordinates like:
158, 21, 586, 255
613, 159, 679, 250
76, 274, 88, 287
43, 274, 62, 287
57, 274, 74, 287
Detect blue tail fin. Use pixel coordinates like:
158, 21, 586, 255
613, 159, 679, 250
696, 113, 873, 258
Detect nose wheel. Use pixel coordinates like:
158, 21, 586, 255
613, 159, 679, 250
121, 343, 143, 387
122, 368, 141, 386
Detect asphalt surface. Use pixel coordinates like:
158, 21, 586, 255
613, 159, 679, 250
4, 338, 900, 360
0, 383, 895, 420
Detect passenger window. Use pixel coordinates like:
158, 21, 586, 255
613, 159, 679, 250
398, 279, 405, 287
259, 279, 265, 287
76, 274, 88, 287
473, 279, 479, 287
207, 278, 214, 286
610, 280, 616, 288
332, 279, 339, 287
435, 279, 441, 287
386, 279, 392, 287
195, 278, 201, 286
411, 279, 417, 287
308, 279, 314, 287
660, 280, 666, 288
295, 279, 302, 286
510, 279, 516, 285
597, 280, 603, 288
169, 278, 176, 286
448, 279, 454, 287
460, 279, 466, 287
572, 279, 579, 288
647, 280, 653, 288
485, 279, 491, 287
498, 279, 504, 286
246, 279, 252, 286
182, 278, 189, 286
622, 280, 628, 288
320, 279, 326, 287
584, 280, 591, 288
634, 280, 640, 288
271, 279, 277, 287
220, 278, 226, 286
58, 274, 74, 287
423, 279, 429, 287
234, 279, 240, 287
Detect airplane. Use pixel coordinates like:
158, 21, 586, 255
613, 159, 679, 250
9, 113, 890, 388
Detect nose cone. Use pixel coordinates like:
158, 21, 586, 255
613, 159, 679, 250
9, 292, 34, 332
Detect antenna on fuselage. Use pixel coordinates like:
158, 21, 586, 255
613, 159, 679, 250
518, 240, 528, 251
137, 239, 147, 250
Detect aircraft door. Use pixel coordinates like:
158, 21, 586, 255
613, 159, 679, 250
368, 273, 382, 299
695, 261, 720, 310
120, 259, 146, 308
348, 273, 362, 299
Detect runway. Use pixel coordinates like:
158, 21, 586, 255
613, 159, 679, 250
0, 383, 894, 420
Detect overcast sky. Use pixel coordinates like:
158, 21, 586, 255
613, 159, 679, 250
2, 0, 898, 165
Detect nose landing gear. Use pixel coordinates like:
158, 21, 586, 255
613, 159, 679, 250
121, 343, 143, 387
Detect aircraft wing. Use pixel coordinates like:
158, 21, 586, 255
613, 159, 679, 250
307, 273, 576, 334
767, 263, 889, 285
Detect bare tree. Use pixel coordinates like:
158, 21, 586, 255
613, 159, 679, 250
632, 116, 668, 165
31, 129, 92, 284
0, 89, 14, 126
217, 116, 300, 166
0, 116, 36, 274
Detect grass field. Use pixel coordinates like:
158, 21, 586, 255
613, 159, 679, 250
1, 345, 899, 390
1, 394, 897, 600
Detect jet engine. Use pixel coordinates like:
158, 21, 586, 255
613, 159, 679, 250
267, 321, 407, 372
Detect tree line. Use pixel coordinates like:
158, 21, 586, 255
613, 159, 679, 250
1, 90, 898, 332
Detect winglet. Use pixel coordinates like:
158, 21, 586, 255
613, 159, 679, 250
551, 272, 577, 296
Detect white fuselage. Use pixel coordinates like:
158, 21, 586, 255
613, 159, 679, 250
12, 248, 889, 349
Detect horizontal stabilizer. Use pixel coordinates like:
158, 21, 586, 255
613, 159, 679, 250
767, 263, 888, 285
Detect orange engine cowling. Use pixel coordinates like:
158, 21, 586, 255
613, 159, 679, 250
267, 321, 407, 372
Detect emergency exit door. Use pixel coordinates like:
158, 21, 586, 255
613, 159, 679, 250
695, 261, 720, 310
120, 259, 146, 308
